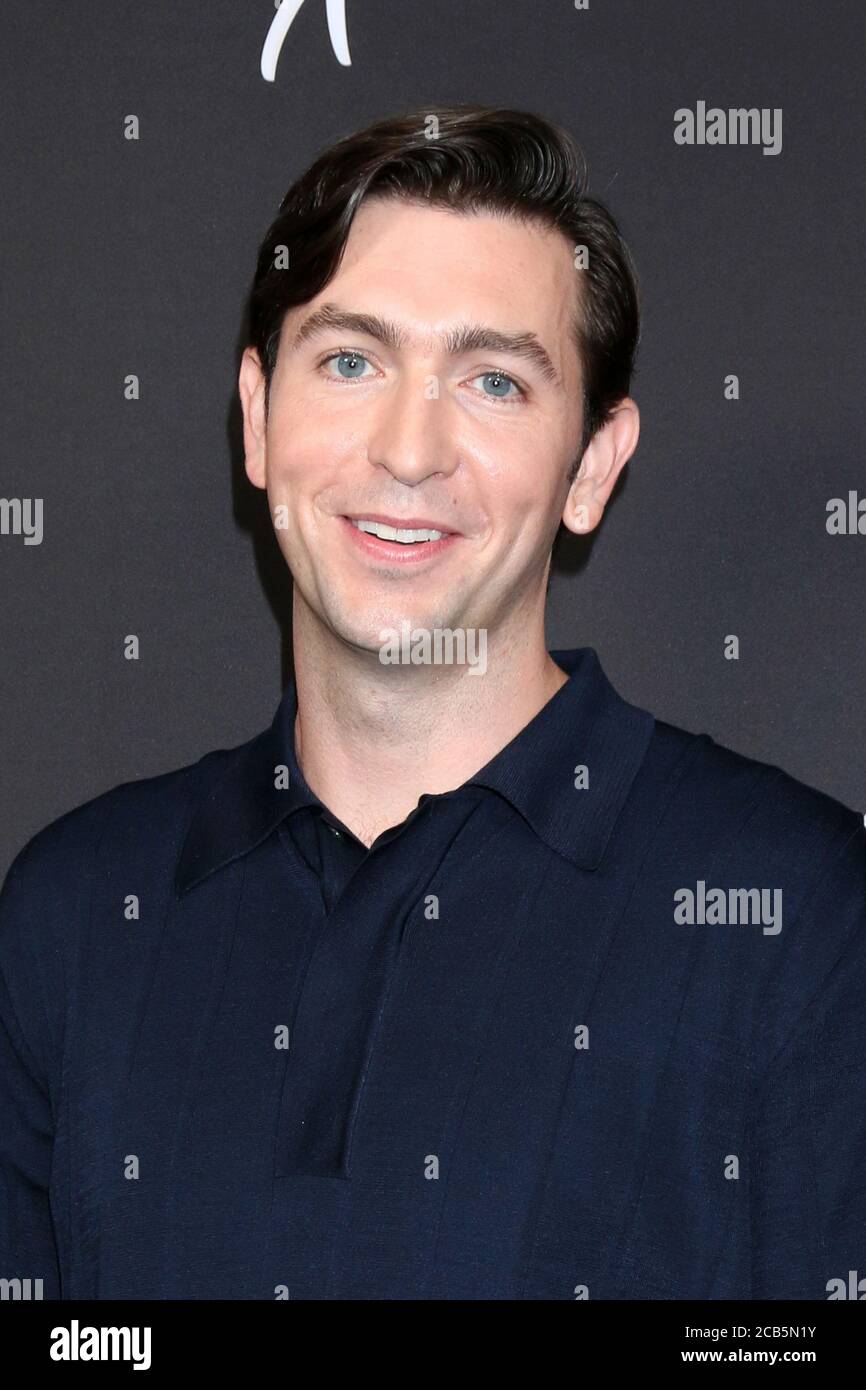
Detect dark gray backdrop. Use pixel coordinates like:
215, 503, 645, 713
1, 0, 863, 877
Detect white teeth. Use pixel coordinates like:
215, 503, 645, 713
351, 519, 445, 543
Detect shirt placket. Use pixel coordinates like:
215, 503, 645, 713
272, 794, 484, 1179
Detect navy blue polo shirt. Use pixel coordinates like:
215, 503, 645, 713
281, 740, 476, 916
1, 647, 865, 1300
287, 805, 366, 913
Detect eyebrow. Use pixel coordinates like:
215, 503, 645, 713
291, 302, 562, 386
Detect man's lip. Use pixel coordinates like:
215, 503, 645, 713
342, 513, 460, 536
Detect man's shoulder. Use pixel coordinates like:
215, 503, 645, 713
0, 731, 264, 1069
638, 718, 865, 992
646, 714, 863, 853
1, 731, 253, 902
641, 717, 866, 1056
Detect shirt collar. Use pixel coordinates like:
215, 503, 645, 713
175, 647, 654, 895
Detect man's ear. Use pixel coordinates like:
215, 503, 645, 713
561, 397, 640, 535
238, 347, 268, 490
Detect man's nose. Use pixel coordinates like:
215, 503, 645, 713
366, 371, 457, 486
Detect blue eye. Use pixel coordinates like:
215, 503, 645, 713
322, 351, 374, 380
319, 354, 524, 401
472, 370, 524, 401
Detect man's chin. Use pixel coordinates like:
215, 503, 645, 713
310, 584, 481, 663
338, 615, 490, 674
342, 620, 446, 661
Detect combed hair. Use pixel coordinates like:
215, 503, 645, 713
247, 103, 641, 479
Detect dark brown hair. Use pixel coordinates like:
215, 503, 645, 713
247, 103, 641, 480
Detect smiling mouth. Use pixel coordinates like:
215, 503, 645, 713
349, 518, 449, 545
339, 514, 461, 563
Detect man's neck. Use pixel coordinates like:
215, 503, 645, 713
291, 606, 569, 848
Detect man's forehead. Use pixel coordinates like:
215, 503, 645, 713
347, 196, 578, 287
276, 200, 583, 381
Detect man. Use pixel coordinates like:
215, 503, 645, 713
1, 104, 864, 1301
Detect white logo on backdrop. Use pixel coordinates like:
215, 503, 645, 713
261, 0, 351, 81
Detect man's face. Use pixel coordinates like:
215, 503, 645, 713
241, 198, 603, 655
